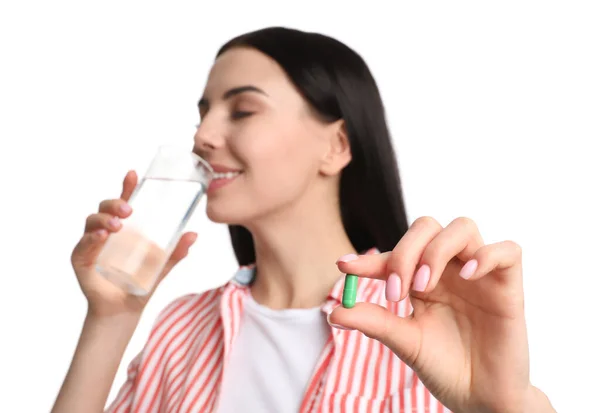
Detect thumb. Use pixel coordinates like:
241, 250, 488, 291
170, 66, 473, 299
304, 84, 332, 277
159, 231, 198, 279
328, 302, 422, 366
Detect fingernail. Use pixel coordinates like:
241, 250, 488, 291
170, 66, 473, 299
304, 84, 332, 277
337, 254, 358, 263
327, 313, 353, 330
109, 217, 121, 228
95, 229, 107, 239
119, 203, 132, 214
459, 259, 478, 279
385, 273, 401, 302
412, 264, 431, 292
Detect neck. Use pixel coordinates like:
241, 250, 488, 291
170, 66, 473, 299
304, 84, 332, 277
245, 187, 356, 310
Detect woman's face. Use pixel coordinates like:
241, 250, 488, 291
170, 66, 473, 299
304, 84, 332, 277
194, 47, 348, 226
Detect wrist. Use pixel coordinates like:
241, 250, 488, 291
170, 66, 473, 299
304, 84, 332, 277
84, 309, 141, 332
77, 310, 140, 361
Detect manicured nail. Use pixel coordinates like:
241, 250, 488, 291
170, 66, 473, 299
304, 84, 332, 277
109, 217, 121, 228
459, 259, 478, 279
385, 273, 401, 302
337, 254, 358, 263
119, 203, 132, 214
412, 264, 431, 292
95, 229, 107, 238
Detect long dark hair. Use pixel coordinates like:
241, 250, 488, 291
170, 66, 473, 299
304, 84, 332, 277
216, 27, 409, 266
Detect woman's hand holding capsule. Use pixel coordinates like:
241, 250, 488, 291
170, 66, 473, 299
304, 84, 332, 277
328, 216, 555, 413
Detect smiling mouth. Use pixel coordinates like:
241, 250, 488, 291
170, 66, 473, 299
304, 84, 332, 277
212, 171, 242, 179
207, 171, 242, 193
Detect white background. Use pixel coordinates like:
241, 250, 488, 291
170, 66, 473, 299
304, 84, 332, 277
1, 1, 599, 412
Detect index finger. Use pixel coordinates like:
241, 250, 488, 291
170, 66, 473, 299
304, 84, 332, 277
336, 252, 391, 280
120, 170, 138, 201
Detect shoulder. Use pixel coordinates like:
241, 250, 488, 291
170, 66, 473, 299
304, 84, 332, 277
135, 286, 230, 370
150, 287, 224, 330
148, 265, 254, 333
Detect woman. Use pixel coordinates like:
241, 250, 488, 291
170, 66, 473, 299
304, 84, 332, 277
52, 27, 556, 412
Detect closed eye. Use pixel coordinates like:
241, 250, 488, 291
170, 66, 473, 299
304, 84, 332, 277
231, 111, 253, 120
195, 111, 252, 128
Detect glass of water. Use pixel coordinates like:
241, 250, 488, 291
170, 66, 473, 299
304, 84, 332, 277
95, 145, 213, 296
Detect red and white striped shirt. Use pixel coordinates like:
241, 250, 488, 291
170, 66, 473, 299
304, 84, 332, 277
106, 263, 450, 413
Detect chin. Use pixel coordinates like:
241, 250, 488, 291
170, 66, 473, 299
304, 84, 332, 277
205, 201, 247, 225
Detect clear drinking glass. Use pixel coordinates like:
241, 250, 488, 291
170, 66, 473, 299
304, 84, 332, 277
95, 145, 213, 296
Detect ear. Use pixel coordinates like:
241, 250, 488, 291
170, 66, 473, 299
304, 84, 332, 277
320, 120, 352, 176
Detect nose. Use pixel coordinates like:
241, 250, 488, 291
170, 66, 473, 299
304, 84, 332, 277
193, 117, 224, 156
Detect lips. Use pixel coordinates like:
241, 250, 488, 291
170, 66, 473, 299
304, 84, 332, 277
210, 163, 242, 174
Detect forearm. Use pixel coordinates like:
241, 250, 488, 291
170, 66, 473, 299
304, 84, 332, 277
51, 312, 140, 413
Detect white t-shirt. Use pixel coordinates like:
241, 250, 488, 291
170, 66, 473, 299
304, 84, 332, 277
214, 293, 331, 413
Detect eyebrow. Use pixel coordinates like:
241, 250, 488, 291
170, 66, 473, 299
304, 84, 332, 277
198, 85, 268, 108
